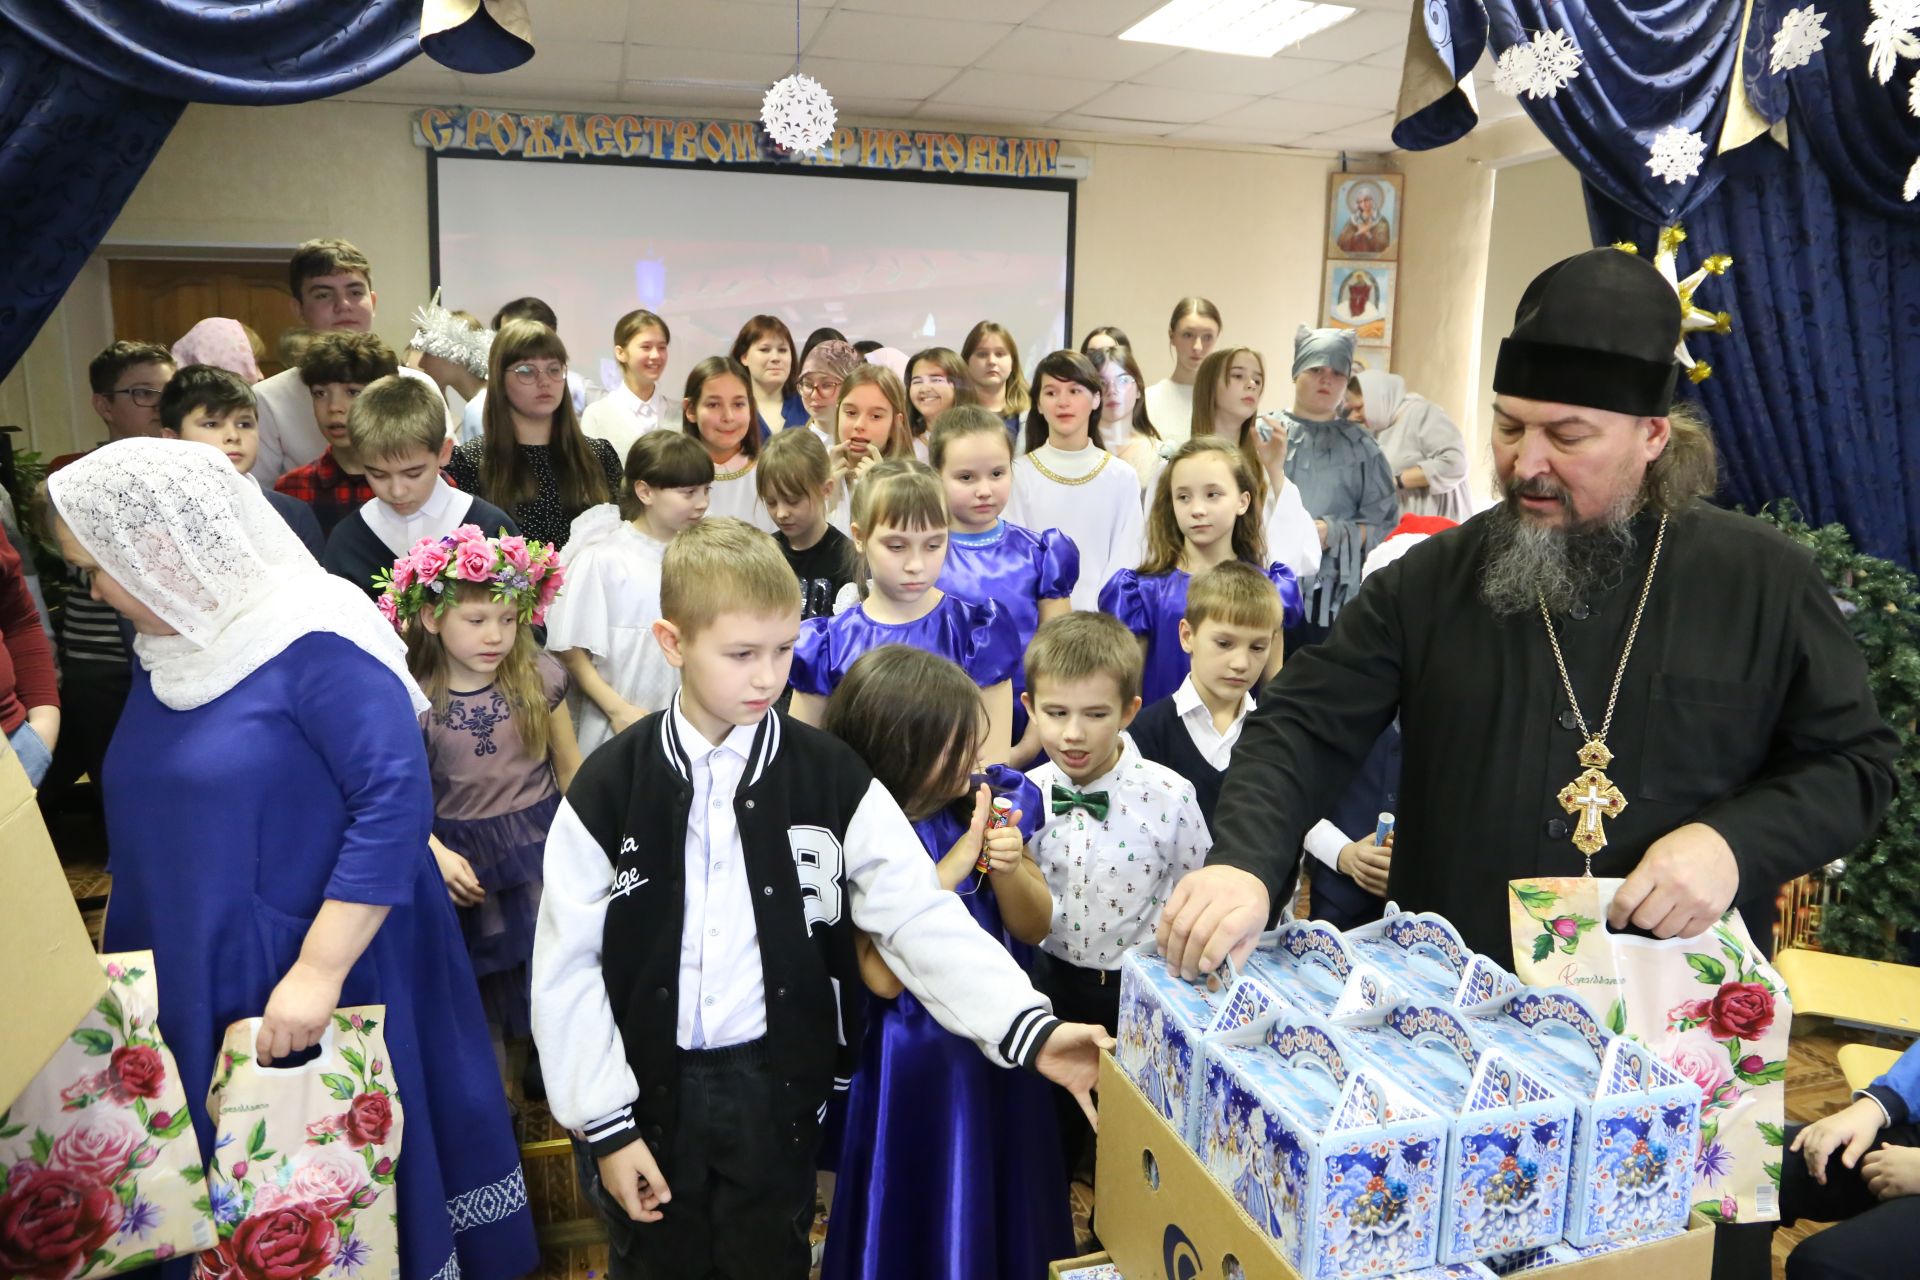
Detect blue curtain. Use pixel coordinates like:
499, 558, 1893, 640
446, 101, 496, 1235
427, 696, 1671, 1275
0, 1, 434, 379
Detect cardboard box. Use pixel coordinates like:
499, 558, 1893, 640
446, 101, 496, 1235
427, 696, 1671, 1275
0, 744, 109, 1111
1094, 1051, 1714, 1280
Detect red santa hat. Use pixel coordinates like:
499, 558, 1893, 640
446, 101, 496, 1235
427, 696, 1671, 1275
1362, 514, 1459, 580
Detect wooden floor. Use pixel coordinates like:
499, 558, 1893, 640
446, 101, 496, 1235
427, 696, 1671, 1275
47, 810, 1910, 1280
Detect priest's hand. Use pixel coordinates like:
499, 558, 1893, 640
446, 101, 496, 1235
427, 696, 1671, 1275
1607, 822, 1739, 939
1036, 1021, 1116, 1131
1156, 865, 1271, 980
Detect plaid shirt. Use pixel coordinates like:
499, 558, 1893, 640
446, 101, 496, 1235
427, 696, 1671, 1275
272, 450, 374, 539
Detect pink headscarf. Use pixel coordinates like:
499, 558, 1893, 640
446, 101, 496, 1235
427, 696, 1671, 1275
172, 318, 262, 384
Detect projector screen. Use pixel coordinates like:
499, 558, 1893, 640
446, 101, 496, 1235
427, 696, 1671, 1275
430, 155, 1074, 394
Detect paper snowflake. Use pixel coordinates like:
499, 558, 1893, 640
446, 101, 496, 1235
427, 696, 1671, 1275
1769, 7, 1829, 74
1905, 156, 1920, 202
761, 72, 837, 154
1646, 126, 1708, 185
1864, 0, 1920, 85
1491, 28, 1582, 100
1910, 68, 1920, 117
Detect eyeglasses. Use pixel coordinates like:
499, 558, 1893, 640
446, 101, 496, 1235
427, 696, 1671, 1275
909, 375, 953, 388
509, 362, 568, 386
109, 386, 165, 407
798, 376, 843, 394
1104, 375, 1138, 389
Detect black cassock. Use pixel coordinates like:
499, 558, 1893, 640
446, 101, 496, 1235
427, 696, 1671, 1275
1212, 501, 1900, 958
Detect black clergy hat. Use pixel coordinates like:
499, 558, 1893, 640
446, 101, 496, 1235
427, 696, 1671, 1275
1493, 248, 1681, 417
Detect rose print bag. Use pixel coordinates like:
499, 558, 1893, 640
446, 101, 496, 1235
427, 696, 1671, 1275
0, 951, 216, 1278
1508, 877, 1790, 1225
193, 1007, 402, 1280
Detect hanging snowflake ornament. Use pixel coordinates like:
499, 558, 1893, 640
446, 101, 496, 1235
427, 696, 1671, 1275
1769, 7, 1829, 74
1616, 225, 1734, 384
1910, 67, 1920, 117
1905, 156, 1920, 201
1646, 125, 1708, 185
1492, 28, 1582, 100
1864, 0, 1920, 85
761, 72, 837, 154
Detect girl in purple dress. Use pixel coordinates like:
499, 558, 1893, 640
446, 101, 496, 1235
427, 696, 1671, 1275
395, 528, 582, 1088
819, 645, 1070, 1280
789, 460, 1020, 762
930, 406, 1078, 766
1100, 437, 1304, 704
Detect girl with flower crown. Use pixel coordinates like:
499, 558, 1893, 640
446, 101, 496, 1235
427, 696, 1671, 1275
382, 525, 580, 1091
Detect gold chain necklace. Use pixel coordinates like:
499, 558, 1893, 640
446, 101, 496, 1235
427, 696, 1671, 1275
1025, 449, 1111, 487
1537, 514, 1667, 874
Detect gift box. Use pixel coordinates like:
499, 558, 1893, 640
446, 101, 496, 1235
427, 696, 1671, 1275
1335, 1001, 1575, 1263
1243, 922, 1405, 1018
1346, 905, 1476, 1004
1463, 988, 1697, 1247
1198, 1013, 1447, 1279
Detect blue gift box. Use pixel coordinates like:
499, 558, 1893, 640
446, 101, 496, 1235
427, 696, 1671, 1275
1345, 904, 1477, 1004
1243, 921, 1407, 1018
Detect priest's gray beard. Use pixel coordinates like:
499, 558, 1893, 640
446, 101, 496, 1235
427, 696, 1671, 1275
1479, 478, 1640, 616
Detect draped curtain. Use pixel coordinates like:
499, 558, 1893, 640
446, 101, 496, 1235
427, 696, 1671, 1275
0, 1, 531, 379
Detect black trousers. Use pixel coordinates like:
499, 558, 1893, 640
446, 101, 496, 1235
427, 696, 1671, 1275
1776, 1120, 1920, 1280
1033, 951, 1121, 1182
39, 657, 128, 802
575, 1039, 816, 1280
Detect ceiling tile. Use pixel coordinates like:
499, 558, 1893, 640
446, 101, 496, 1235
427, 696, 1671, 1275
836, 0, 1053, 21
618, 82, 767, 110
465, 78, 623, 105
805, 10, 1014, 65
1050, 112, 1181, 137
528, 0, 628, 43
1272, 62, 1404, 111
1301, 110, 1398, 147
928, 68, 1111, 113
1069, 83, 1258, 125
623, 47, 795, 86
1362, 43, 1405, 70
913, 102, 1064, 127
476, 41, 626, 85
975, 26, 1178, 79
1168, 123, 1311, 146
1205, 97, 1382, 133
1284, 8, 1410, 62
1478, 91, 1527, 122
637, 1, 828, 55
798, 56, 962, 100
1128, 49, 1342, 97
1025, 0, 1164, 37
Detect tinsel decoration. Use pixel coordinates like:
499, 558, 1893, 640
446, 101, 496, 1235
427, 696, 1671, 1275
408, 287, 493, 379
1612, 224, 1733, 384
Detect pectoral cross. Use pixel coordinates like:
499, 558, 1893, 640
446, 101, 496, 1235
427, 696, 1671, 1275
1557, 738, 1627, 873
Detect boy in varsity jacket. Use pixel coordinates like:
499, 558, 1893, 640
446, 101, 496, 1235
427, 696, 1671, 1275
532, 517, 1109, 1280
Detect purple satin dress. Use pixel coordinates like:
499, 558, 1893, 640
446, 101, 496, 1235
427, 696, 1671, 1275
1099, 562, 1304, 704
789, 593, 1021, 697
821, 765, 1071, 1280
938, 520, 1078, 737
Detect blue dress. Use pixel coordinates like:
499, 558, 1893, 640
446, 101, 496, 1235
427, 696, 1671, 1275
939, 520, 1078, 738
789, 593, 1021, 698
102, 634, 538, 1280
1099, 562, 1305, 704
821, 766, 1071, 1280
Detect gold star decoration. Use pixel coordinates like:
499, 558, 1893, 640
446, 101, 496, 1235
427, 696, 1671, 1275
1612, 224, 1733, 384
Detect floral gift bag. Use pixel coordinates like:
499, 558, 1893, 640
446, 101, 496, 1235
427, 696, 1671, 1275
0, 951, 216, 1278
193, 1008, 402, 1280
1508, 877, 1790, 1225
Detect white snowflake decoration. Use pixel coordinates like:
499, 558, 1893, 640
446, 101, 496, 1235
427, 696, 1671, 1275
1864, 0, 1920, 85
1491, 28, 1583, 100
1769, 7, 1829, 74
1905, 156, 1920, 202
1646, 126, 1708, 185
1910, 67, 1920, 117
761, 72, 837, 154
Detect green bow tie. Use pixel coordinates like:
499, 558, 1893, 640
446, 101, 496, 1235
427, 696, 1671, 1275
1051, 783, 1110, 822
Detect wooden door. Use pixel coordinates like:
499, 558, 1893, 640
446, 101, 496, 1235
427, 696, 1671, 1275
108, 259, 297, 378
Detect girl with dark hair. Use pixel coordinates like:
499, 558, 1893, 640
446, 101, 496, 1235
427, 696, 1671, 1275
729, 313, 808, 437
961, 320, 1029, 438
1088, 344, 1163, 495
1079, 324, 1131, 357
680, 355, 776, 533
1145, 296, 1222, 446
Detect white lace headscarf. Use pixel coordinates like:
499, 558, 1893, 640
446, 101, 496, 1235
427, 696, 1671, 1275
48, 438, 428, 714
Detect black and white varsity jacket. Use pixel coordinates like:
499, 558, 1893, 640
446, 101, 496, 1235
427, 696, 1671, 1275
531, 701, 1063, 1159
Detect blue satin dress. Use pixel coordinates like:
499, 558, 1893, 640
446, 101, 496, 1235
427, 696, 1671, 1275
821, 766, 1072, 1280
1099, 562, 1305, 704
938, 520, 1079, 739
790, 592, 1022, 697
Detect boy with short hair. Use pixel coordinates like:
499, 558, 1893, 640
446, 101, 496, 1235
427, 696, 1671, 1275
755, 428, 853, 622
158, 365, 323, 557
532, 516, 1105, 1280
322, 375, 519, 596
85, 341, 176, 447
274, 331, 399, 538
1023, 611, 1209, 1190
253, 238, 446, 483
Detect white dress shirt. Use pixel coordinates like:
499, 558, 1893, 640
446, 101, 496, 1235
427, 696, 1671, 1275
1028, 740, 1209, 969
359, 476, 474, 557
674, 698, 768, 1050
581, 381, 677, 462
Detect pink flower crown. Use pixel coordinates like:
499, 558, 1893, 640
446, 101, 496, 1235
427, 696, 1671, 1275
375, 525, 565, 629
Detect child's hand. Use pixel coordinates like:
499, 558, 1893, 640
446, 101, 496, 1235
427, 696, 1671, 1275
1863, 1145, 1920, 1200
1793, 1097, 1888, 1184
946, 784, 993, 869
1036, 1021, 1117, 1130
434, 844, 486, 908
597, 1138, 672, 1223
1336, 839, 1392, 897
982, 810, 1027, 876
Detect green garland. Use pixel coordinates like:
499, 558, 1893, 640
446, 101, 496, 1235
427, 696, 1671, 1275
1757, 502, 1920, 960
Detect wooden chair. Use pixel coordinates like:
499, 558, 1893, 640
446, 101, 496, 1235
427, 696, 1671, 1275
1836, 1044, 1905, 1094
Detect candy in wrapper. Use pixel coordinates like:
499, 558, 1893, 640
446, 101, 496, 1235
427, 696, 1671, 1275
978, 794, 1014, 872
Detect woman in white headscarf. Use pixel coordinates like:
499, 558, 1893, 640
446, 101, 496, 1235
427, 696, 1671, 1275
46, 438, 537, 1280
1350, 370, 1474, 522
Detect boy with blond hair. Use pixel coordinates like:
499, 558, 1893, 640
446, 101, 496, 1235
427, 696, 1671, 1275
532, 517, 1107, 1280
